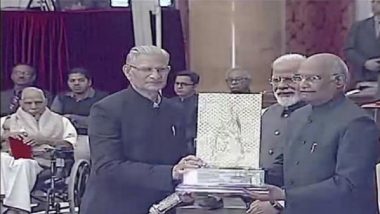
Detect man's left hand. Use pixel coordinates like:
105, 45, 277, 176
247, 201, 279, 214
244, 185, 285, 201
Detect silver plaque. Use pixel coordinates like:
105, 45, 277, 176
176, 93, 266, 194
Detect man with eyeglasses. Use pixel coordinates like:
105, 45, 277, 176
244, 53, 379, 214
171, 71, 200, 154
80, 46, 204, 214
1, 64, 53, 117
225, 68, 252, 94
246, 54, 307, 214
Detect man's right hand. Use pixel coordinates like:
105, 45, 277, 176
6, 131, 27, 141
364, 58, 380, 72
172, 155, 204, 180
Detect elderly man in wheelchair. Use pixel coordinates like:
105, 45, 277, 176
0, 87, 88, 214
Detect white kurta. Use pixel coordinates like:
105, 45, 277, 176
0, 115, 77, 212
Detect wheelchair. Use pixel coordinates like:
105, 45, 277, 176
30, 147, 91, 214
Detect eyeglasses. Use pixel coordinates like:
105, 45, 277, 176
269, 76, 295, 85
292, 74, 322, 83
225, 77, 248, 84
128, 64, 170, 74
175, 82, 194, 87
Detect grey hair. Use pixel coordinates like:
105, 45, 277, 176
225, 67, 252, 80
272, 54, 306, 68
330, 57, 350, 85
21, 87, 46, 101
125, 45, 170, 65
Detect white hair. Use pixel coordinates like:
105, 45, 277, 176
331, 57, 350, 85
272, 54, 306, 68
225, 67, 252, 80
21, 87, 46, 100
125, 45, 170, 65
274, 93, 301, 107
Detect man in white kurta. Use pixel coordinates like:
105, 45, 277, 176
0, 87, 76, 214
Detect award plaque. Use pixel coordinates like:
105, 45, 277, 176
176, 93, 266, 194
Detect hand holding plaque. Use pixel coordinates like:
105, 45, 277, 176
172, 155, 204, 180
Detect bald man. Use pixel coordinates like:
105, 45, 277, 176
245, 54, 379, 214
1, 64, 53, 117
225, 68, 252, 93
0, 87, 76, 214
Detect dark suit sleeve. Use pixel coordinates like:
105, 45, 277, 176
285, 117, 379, 207
88, 102, 176, 192
344, 22, 368, 68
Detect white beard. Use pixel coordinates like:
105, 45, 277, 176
274, 93, 301, 107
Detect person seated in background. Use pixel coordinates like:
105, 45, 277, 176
170, 70, 200, 153
225, 67, 252, 94
0, 87, 77, 214
247, 54, 307, 214
1, 64, 53, 117
51, 67, 108, 161
344, 0, 380, 92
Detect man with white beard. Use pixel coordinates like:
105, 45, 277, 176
247, 54, 307, 214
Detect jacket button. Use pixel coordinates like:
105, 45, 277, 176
296, 161, 300, 165
268, 149, 274, 155
274, 130, 280, 135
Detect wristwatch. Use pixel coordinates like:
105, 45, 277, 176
270, 201, 284, 211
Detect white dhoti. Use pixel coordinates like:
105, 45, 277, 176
1, 152, 43, 212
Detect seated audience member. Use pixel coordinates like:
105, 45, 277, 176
1, 64, 53, 117
51, 67, 108, 161
0, 87, 77, 214
225, 68, 252, 93
170, 71, 200, 153
344, 0, 380, 90
248, 54, 306, 214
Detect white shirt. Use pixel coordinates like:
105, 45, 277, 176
375, 16, 380, 38
0, 116, 77, 145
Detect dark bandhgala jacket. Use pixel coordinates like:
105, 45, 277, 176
283, 94, 379, 214
260, 101, 306, 187
80, 87, 189, 214
344, 16, 380, 82
170, 94, 198, 154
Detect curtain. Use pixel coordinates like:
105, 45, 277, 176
1, 11, 69, 93
1, 8, 186, 97
175, 0, 189, 68
285, 0, 355, 57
